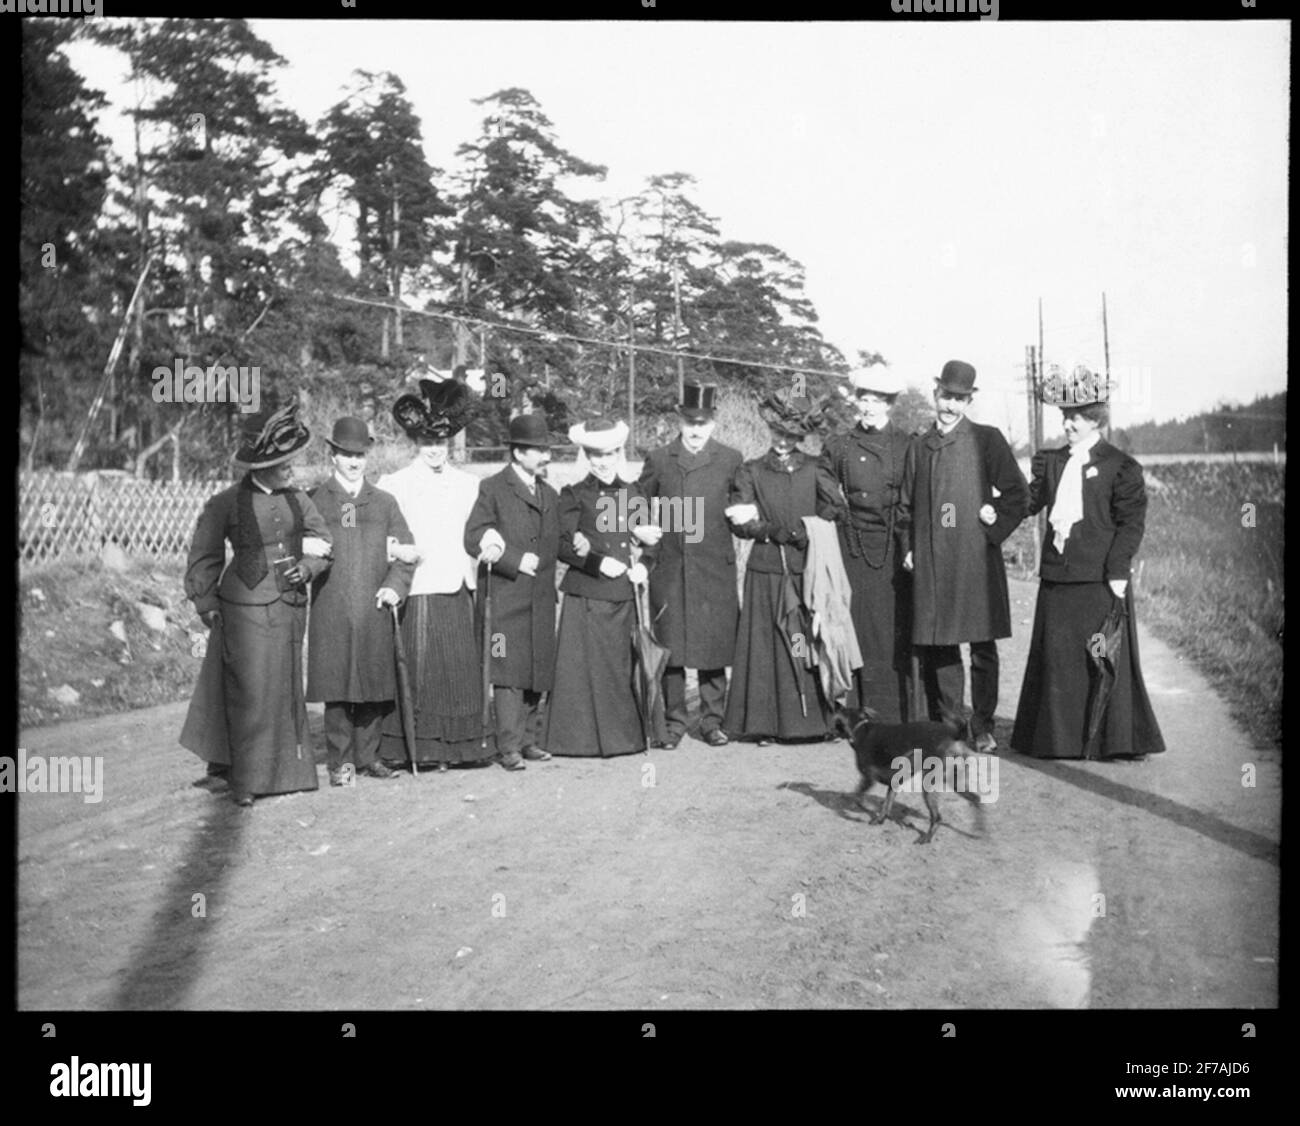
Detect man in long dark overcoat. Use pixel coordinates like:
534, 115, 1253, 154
463, 414, 561, 771
307, 417, 415, 783
637, 382, 743, 747
900, 361, 1027, 753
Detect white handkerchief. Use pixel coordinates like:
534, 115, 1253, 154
1085, 466, 1099, 479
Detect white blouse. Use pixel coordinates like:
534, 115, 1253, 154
377, 460, 480, 596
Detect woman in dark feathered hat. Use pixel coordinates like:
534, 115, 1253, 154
723, 390, 839, 742
180, 396, 334, 805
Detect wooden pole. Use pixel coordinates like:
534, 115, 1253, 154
627, 284, 637, 454
673, 263, 684, 398
1025, 344, 1042, 576
1102, 290, 1112, 441
67, 255, 156, 473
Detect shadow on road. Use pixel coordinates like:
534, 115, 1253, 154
1007, 753, 1279, 866
109, 793, 247, 1009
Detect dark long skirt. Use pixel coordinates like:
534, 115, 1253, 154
180, 600, 319, 796
379, 588, 495, 765
1011, 581, 1166, 759
841, 535, 913, 722
544, 595, 643, 758
724, 571, 832, 740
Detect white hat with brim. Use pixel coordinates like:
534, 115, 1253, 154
569, 419, 629, 452
848, 367, 905, 397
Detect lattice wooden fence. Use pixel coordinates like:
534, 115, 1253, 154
18, 472, 232, 568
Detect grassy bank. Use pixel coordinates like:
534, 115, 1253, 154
19, 557, 201, 730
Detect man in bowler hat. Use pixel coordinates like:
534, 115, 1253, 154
638, 382, 744, 747
464, 413, 562, 770
306, 417, 416, 784
900, 360, 1027, 753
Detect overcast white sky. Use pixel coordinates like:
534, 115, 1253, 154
66, 19, 1289, 440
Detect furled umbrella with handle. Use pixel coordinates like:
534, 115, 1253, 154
1082, 593, 1128, 759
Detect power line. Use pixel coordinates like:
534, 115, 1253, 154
329, 293, 854, 382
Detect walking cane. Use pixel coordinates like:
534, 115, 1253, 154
481, 559, 494, 755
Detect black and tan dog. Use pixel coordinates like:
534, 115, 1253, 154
834, 706, 989, 844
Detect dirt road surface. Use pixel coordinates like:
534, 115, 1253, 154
16, 578, 1279, 1010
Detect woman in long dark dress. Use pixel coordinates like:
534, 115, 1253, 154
181, 398, 333, 806
377, 379, 496, 769
544, 419, 658, 758
1011, 369, 1166, 760
724, 393, 835, 743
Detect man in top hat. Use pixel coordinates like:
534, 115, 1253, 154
463, 413, 562, 771
817, 366, 916, 722
637, 381, 744, 747
899, 360, 1027, 753
306, 417, 417, 785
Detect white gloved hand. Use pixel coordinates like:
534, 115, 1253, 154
627, 562, 648, 586
598, 556, 628, 578
1108, 579, 1128, 599
726, 503, 760, 525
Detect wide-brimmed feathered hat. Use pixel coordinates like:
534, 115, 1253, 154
393, 378, 473, 442
1037, 364, 1112, 408
234, 397, 311, 469
759, 389, 827, 438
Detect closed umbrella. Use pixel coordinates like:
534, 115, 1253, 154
390, 604, 419, 774
631, 579, 671, 751
776, 545, 812, 718
1083, 593, 1127, 759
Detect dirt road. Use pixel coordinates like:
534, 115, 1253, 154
15, 578, 1279, 1010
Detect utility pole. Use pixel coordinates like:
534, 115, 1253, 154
1025, 343, 1042, 575
627, 283, 637, 454
672, 262, 684, 399
1102, 290, 1112, 441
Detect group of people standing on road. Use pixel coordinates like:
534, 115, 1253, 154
181, 359, 1165, 807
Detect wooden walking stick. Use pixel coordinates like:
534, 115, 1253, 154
481, 560, 494, 754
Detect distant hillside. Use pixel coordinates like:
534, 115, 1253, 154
1115, 392, 1286, 455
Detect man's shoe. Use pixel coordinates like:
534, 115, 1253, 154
231, 790, 254, 807
359, 761, 398, 779
973, 732, 998, 755
660, 732, 683, 750
703, 728, 730, 747
329, 763, 357, 787
498, 751, 526, 771
520, 745, 552, 761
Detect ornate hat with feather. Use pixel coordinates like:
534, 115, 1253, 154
393, 378, 473, 442
233, 396, 311, 469
759, 389, 828, 438
1037, 363, 1112, 408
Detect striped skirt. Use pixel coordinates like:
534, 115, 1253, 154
380, 588, 496, 765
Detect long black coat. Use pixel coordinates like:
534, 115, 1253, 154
637, 436, 743, 669
306, 477, 414, 703
463, 465, 561, 691
900, 418, 1027, 645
